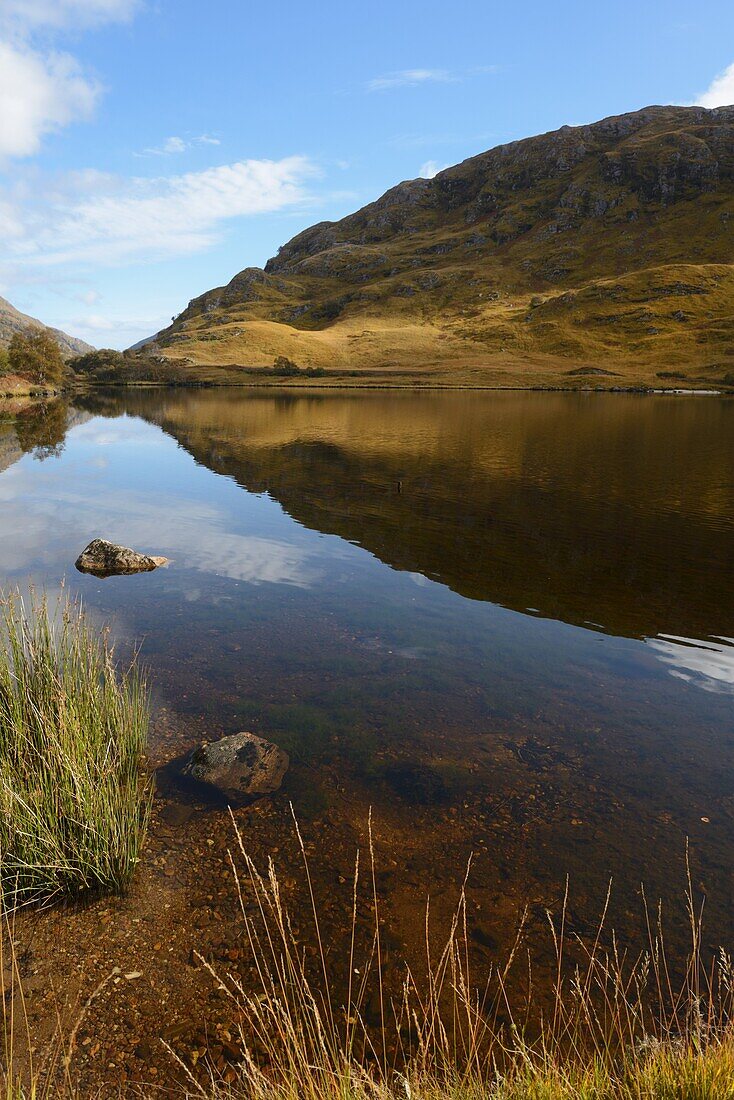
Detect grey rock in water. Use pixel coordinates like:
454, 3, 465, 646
75, 538, 168, 578
181, 732, 289, 803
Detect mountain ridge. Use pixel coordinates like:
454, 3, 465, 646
0, 296, 94, 361
136, 105, 734, 388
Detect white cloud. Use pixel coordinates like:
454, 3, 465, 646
76, 288, 101, 305
72, 312, 123, 331
419, 159, 449, 179
159, 136, 187, 154
693, 62, 734, 108
0, 195, 25, 238
0, 40, 99, 157
0, 0, 139, 30
368, 68, 455, 92
2, 155, 317, 268
69, 311, 163, 346
0, 0, 140, 159
136, 134, 222, 157
367, 65, 498, 93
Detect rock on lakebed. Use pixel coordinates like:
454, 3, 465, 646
75, 538, 169, 577
180, 731, 289, 803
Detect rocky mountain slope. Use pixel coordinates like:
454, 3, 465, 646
138, 105, 734, 388
0, 297, 93, 360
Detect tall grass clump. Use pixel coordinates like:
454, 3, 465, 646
0, 590, 151, 907
179, 814, 734, 1100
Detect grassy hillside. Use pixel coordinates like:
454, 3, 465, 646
0, 296, 93, 361
138, 105, 734, 388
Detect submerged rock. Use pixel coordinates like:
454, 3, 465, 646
75, 538, 168, 578
382, 760, 449, 805
181, 732, 289, 803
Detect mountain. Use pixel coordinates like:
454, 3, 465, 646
0, 297, 93, 360
138, 105, 734, 388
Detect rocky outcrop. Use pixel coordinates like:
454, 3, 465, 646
75, 539, 168, 578
180, 732, 289, 803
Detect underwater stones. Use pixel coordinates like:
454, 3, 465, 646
75, 538, 168, 577
181, 731, 289, 803
382, 760, 449, 805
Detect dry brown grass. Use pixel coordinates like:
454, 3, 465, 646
146, 264, 734, 392
140, 106, 734, 391
2, 819, 732, 1099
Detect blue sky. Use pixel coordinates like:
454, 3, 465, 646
0, 0, 733, 349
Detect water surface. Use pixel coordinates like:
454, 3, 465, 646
1, 389, 733, 967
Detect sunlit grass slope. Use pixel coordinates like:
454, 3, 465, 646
139, 106, 734, 389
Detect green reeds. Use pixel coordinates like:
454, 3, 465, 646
0, 590, 151, 907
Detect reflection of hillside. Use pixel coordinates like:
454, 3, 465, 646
78, 390, 734, 642
0, 423, 23, 476
0, 400, 90, 473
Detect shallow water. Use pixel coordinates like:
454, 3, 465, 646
1, 388, 733, 963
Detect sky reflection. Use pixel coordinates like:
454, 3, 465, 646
0, 414, 346, 589
648, 635, 734, 694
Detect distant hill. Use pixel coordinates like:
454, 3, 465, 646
138, 105, 734, 388
0, 297, 93, 360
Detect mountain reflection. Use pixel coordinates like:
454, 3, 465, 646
19, 389, 734, 645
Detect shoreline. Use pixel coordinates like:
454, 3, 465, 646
4, 367, 733, 401
60, 380, 732, 396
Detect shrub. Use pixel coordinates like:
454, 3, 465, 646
7, 329, 65, 387
271, 356, 327, 378
68, 348, 190, 385
272, 355, 302, 376
0, 592, 152, 906
68, 348, 125, 375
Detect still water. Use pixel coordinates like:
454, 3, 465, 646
1, 388, 733, 965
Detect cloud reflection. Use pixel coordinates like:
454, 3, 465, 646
648, 634, 734, 694
0, 458, 324, 588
